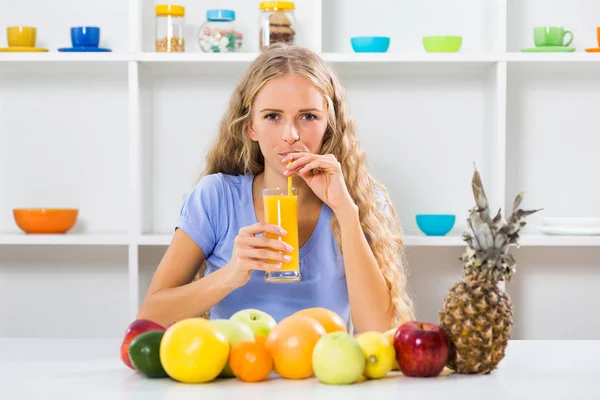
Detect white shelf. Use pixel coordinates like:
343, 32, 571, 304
2, 52, 600, 65
136, 52, 257, 63
131, 234, 600, 248
518, 235, 600, 247
137, 234, 173, 246
0, 234, 130, 246
0, 53, 131, 62
504, 53, 600, 62
404, 235, 464, 247
139, 233, 464, 247
135, 234, 460, 247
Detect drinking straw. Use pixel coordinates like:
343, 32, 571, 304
277, 199, 282, 244
277, 199, 281, 229
287, 161, 293, 196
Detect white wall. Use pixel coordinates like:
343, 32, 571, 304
1, 0, 599, 339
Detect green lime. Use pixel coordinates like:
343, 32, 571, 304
128, 330, 168, 378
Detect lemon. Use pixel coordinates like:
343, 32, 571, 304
356, 331, 396, 379
160, 317, 229, 383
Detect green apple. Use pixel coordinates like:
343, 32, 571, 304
210, 319, 255, 377
356, 331, 396, 379
312, 332, 365, 385
229, 308, 277, 338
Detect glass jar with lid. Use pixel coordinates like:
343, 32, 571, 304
198, 9, 243, 52
155, 4, 185, 52
258, 1, 296, 50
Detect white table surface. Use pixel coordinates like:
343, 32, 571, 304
1, 338, 599, 400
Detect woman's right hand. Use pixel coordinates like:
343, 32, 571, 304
223, 222, 294, 288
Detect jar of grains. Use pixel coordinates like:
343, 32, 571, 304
198, 9, 243, 52
155, 4, 185, 52
258, 2, 296, 50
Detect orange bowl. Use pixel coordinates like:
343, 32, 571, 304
13, 208, 79, 234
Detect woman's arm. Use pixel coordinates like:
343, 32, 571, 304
335, 203, 394, 333
136, 229, 238, 327
137, 222, 292, 327
281, 152, 394, 333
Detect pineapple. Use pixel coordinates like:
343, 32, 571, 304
438, 165, 541, 374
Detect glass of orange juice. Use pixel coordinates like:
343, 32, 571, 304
262, 187, 300, 283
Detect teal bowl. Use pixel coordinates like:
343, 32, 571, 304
422, 35, 462, 52
351, 36, 390, 53
416, 214, 456, 236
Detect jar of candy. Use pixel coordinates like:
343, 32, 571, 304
198, 9, 243, 52
258, 2, 296, 50
155, 4, 185, 52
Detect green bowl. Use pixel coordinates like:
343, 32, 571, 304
422, 36, 462, 52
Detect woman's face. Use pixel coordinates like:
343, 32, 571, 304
248, 74, 328, 175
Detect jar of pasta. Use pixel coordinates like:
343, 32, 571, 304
258, 1, 296, 50
155, 4, 185, 52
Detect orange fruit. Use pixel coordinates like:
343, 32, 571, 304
293, 307, 347, 333
255, 335, 267, 346
229, 341, 273, 383
264, 315, 327, 379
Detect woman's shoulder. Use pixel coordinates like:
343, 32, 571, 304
216, 172, 253, 188
178, 173, 252, 246
182, 173, 253, 214
193, 173, 252, 194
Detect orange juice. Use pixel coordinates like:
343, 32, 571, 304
262, 187, 300, 283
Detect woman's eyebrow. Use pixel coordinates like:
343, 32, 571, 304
259, 108, 323, 113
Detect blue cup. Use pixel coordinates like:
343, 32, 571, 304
71, 26, 100, 47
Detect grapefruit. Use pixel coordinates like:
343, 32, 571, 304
293, 307, 347, 333
265, 315, 326, 379
159, 318, 229, 383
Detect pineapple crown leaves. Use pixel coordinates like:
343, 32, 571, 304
461, 163, 543, 283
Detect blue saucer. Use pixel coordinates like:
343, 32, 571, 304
58, 46, 112, 52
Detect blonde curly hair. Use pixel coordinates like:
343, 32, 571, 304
194, 43, 415, 328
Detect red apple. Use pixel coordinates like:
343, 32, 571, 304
393, 321, 450, 377
120, 319, 165, 369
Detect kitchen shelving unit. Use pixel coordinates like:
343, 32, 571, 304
1, 0, 599, 339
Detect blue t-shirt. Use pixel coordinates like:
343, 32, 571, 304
176, 173, 350, 327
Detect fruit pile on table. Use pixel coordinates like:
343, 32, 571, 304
120, 307, 453, 384
119, 167, 540, 384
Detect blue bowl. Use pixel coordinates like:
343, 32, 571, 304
71, 26, 100, 47
416, 214, 456, 236
351, 36, 390, 53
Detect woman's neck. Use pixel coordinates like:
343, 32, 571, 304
254, 167, 321, 208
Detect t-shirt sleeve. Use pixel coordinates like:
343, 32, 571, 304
176, 174, 225, 257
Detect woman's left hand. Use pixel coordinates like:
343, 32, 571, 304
282, 152, 356, 212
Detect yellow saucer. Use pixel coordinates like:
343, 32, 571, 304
0, 46, 48, 52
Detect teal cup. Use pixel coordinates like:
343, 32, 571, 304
534, 26, 573, 47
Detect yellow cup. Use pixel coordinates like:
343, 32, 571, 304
7, 26, 37, 47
